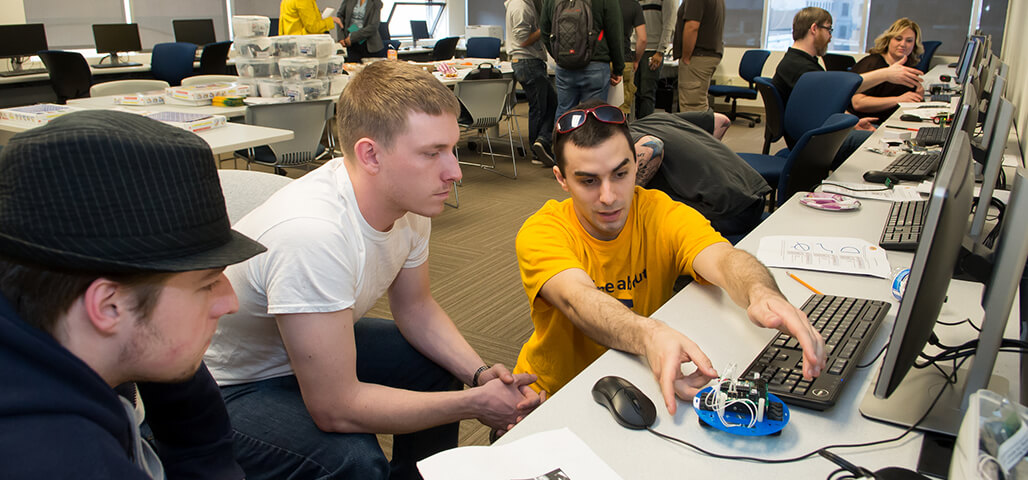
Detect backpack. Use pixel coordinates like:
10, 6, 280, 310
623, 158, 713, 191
465, 62, 503, 80
550, 0, 598, 69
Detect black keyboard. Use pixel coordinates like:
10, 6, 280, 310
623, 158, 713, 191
741, 294, 890, 410
879, 200, 928, 251
0, 68, 47, 77
882, 152, 941, 181
930, 94, 954, 103
915, 126, 949, 146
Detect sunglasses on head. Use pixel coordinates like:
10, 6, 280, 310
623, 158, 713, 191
556, 105, 626, 134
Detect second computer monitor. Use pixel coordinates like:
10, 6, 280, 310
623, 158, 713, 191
173, 19, 216, 46
92, 23, 142, 67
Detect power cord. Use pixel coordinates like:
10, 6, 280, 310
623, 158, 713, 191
821, 181, 892, 192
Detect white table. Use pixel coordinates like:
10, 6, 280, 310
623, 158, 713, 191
495, 71, 1022, 478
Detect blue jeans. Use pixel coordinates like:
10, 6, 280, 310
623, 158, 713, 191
220, 318, 461, 480
554, 61, 611, 122
512, 58, 556, 145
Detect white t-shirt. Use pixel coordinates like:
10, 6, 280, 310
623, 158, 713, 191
205, 159, 430, 386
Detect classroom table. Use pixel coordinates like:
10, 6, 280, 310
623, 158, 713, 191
495, 66, 1023, 478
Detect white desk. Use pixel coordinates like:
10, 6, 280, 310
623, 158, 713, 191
0, 64, 151, 86
67, 95, 248, 118
496, 69, 1022, 478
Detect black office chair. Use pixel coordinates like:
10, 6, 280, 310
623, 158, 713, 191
822, 53, 856, 72
915, 41, 942, 74
753, 77, 784, 155
199, 41, 233, 74
430, 37, 460, 61
37, 50, 92, 104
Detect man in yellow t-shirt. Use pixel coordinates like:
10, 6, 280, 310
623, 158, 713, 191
513, 99, 827, 415
280, 0, 343, 36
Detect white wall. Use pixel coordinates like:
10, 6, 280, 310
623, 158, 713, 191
1001, 0, 1026, 158
0, 0, 26, 23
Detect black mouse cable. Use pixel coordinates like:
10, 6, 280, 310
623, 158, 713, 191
646, 376, 953, 466
820, 181, 892, 192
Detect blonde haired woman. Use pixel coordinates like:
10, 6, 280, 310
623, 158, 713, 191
850, 18, 925, 121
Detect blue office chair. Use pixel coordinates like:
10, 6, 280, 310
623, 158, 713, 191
822, 53, 856, 72
199, 41, 233, 74
753, 77, 784, 155
151, 42, 199, 86
37, 50, 92, 104
739, 71, 862, 208
708, 49, 769, 127
915, 40, 942, 74
466, 37, 501, 59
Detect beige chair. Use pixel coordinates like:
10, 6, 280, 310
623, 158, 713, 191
89, 79, 169, 97
182, 74, 239, 86
217, 169, 292, 223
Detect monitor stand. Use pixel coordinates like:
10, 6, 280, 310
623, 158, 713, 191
91, 53, 141, 69
859, 364, 1011, 436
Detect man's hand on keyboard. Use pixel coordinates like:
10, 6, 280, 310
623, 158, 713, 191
746, 289, 826, 379
643, 323, 718, 415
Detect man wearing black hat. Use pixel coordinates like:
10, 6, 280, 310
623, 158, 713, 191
205, 60, 543, 480
0, 110, 266, 479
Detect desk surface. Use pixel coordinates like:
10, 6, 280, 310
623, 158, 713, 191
496, 64, 1022, 478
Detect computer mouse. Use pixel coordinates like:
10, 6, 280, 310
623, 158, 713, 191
899, 114, 923, 122
863, 170, 901, 186
873, 467, 931, 480
591, 376, 657, 430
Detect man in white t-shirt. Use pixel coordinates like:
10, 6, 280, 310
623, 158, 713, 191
205, 60, 542, 480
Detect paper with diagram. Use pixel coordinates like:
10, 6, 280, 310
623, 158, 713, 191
756, 236, 892, 278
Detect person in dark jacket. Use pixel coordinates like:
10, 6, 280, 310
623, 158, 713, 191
0, 110, 265, 479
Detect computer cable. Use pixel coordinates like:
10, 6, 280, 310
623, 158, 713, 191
818, 449, 875, 479
936, 317, 982, 332
826, 468, 860, 480
856, 343, 888, 369
820, 181, 892, 192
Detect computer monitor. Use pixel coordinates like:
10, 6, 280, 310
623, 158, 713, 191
173, 19, 216, 46
91, 23, 143, 68
955, 38, 979, 85
976, 75, 1006, 152
860, 131, 977, 435
0, 23, 48, 75
410, 20, 430, 45
967, 97, 1014, 252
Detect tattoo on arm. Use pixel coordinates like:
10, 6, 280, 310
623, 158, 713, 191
635, 137, 664, 186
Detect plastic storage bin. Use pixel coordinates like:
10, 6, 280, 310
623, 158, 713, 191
278, 57, 319, 80
272, 36, 300, 57
297, 34, 336, 59
258, 78, 285, 98
232, 16, 271, 38
236, 58, 278, 78
234, 36, 274, 58
321, 56, 346, 76
283, 79, 326, 102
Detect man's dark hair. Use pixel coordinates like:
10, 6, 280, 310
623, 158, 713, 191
552, 99, 636, 176
792, 7, 832, 41
0, 257, 172, 336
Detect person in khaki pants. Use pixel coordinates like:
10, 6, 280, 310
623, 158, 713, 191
673, 0, 724, 112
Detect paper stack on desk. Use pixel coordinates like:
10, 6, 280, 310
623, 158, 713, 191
756, 236, 892, 278
417, 428, 623, 480
0, 103, 81, 125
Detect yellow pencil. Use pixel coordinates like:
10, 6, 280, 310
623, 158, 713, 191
787, 271, 824, 295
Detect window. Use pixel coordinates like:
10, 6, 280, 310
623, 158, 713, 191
382, 1, 447, 39
766, 0, 870, 53
131, 1, 229, 47
725, 0, 765, 47
866, 1, 973, 56
24, 0, 124, 49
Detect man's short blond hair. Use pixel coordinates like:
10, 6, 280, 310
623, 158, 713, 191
792, 7, 832, 41
335, 60, 460, 158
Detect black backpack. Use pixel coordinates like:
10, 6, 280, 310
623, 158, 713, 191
465, 62, 503, 80
550, 0, 597, 69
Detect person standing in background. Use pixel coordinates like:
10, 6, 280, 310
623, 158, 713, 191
337, 0, 384, 63
618, 0, 646, 117
672, 0, 724, 112
635, 0, 676, 118
280, 0, 343, 35
506, 0, 559, 166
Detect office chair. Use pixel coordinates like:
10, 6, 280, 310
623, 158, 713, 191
235, 99, 335, 175
89, 79, 169, 97
822, 53, 856, 72
430, 36, 460, 61
37, 50, 92, 104
915, 41, 942, 73
466, 37, 501, 59
151, 42, 200, 86
708, 49, 769, 127
218, 169, 292, 224
753, 77, 784, 155
738, 71, 862, 209
199, 41, 233, 74
454, 78, 518, 179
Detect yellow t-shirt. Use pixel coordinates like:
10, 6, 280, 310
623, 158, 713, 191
513, 186, 727, 394
279, 0, 335, 36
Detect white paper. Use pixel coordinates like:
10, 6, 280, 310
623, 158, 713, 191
899, 107, 951, 120
756, 236, 892, 278
607, 83, 624, 107
819, 182, 924, 202
417, 428, 623, 480
321, 7, 335, 18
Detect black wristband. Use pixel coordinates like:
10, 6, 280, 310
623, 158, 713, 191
472, 364, 490, 387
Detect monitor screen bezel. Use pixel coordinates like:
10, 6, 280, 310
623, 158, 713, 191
172, 19, 216, 46
0, 23, 48, 59
92, 23, 142, 55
